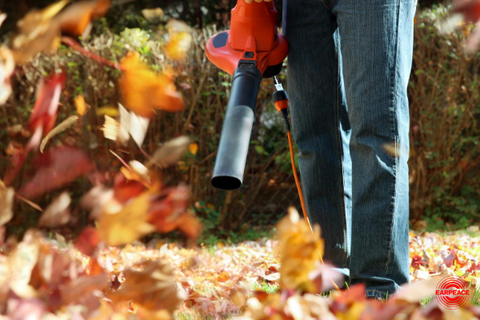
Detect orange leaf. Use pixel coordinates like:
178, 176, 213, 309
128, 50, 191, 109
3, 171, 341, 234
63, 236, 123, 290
109, 260, 185, 312
56, 0, 111, 37
165, 31, 192, 61
189, 143, 198, 155
119, 52, 184, 118
74, 95, 88, 115
74, 226, 100, 256
97, 191, 155, 246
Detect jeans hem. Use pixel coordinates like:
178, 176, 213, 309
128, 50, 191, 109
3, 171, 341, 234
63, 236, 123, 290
365, 289, 388, 300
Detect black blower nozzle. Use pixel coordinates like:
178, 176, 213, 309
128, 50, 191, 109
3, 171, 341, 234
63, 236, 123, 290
211, 61, 263, 190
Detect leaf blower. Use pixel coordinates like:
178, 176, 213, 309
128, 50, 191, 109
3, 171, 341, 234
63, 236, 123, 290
206, 0, 312, 230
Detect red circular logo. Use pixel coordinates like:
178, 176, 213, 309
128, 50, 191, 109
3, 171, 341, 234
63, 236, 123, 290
435, 276, 470, 310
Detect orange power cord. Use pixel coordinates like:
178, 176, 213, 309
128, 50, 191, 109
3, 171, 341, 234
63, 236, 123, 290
287, 131, 312, 232
275, 83, 343, 291
273, 76, 313, 233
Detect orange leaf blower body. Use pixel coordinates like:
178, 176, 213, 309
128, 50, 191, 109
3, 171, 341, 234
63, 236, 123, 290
206, 0, 289, 190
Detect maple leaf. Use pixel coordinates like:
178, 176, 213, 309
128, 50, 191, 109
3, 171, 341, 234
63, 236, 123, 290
146, 136, 191, 169
109, 260, 186, 312
119, 51, 184, 118
3, 71, 66, 185
17, 146, 93, 199
147, 184, 202, 241
11, 0, 111, 63
74, 226, 101, 256
55, 0, 111, 37
28, 70, 66, 138
97, 191, 155, 246
275, 207, 324, 292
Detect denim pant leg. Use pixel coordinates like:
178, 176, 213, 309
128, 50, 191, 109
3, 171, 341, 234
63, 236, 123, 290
331, 0, 416, 298
283, 0, 352, 272
284, 0, 416, 298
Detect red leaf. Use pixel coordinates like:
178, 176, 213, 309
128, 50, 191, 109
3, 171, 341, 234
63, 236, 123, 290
18, 146, 93, 199
113, 173, 146, 204
454, 0, 480, 23
74, 226, 100, 256
443, 250, 457, 268
28, 70, 66, 137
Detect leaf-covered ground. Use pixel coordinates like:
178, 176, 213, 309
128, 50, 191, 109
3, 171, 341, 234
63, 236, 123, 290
87, 225, 480, 319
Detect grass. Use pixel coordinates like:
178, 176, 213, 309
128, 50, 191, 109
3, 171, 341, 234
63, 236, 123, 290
252, 280, 279, 294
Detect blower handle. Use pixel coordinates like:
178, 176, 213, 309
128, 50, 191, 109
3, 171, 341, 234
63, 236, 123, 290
211, 61, 262, 190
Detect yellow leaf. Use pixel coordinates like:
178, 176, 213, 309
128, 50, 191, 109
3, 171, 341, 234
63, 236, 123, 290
96, 106, 119, 117
276, 207, 324, 292
165, 31, 192, 61
0, 184, 14, 226
97, 192, 155, 246
74, 95, 87, 115
337, 302, 365, 320
119, 51, 184, 118
188, 143, 198, 155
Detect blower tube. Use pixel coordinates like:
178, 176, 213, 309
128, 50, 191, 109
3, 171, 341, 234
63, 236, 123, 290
211, 61, 263, 190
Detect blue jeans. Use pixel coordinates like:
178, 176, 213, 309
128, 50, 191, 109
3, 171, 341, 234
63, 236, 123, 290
283, 0, 416, 299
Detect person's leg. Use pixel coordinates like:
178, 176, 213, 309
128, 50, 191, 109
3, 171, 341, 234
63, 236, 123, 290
332, 0, 417, 298
283, 0, 352, 273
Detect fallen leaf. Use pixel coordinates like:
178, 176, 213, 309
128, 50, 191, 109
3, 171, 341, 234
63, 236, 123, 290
146, 136, 191, 168
276, 207, 324, 292
3, 71, 66, 185
40, 115, 79, 153
18, 146, 93, 199
74, 95, 88, 116
393, 270, 451, 303
61, 273, 108, 305
0, 184, 14, 226
119, 51, 184, 118
189, 143, 198, 155
10, 0, 69, 63
0, 46, 14, 105
165, 29, 192, 61
56, 0, 111, 37
109, 260, 186, 312
38, 192, 71, 227
120, 160, 151, 186
28, 70, 66, 138
97, 191, 155, 246
11, 0, 111, 63
74, 226, 101, 256
101, 115, 120, 141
